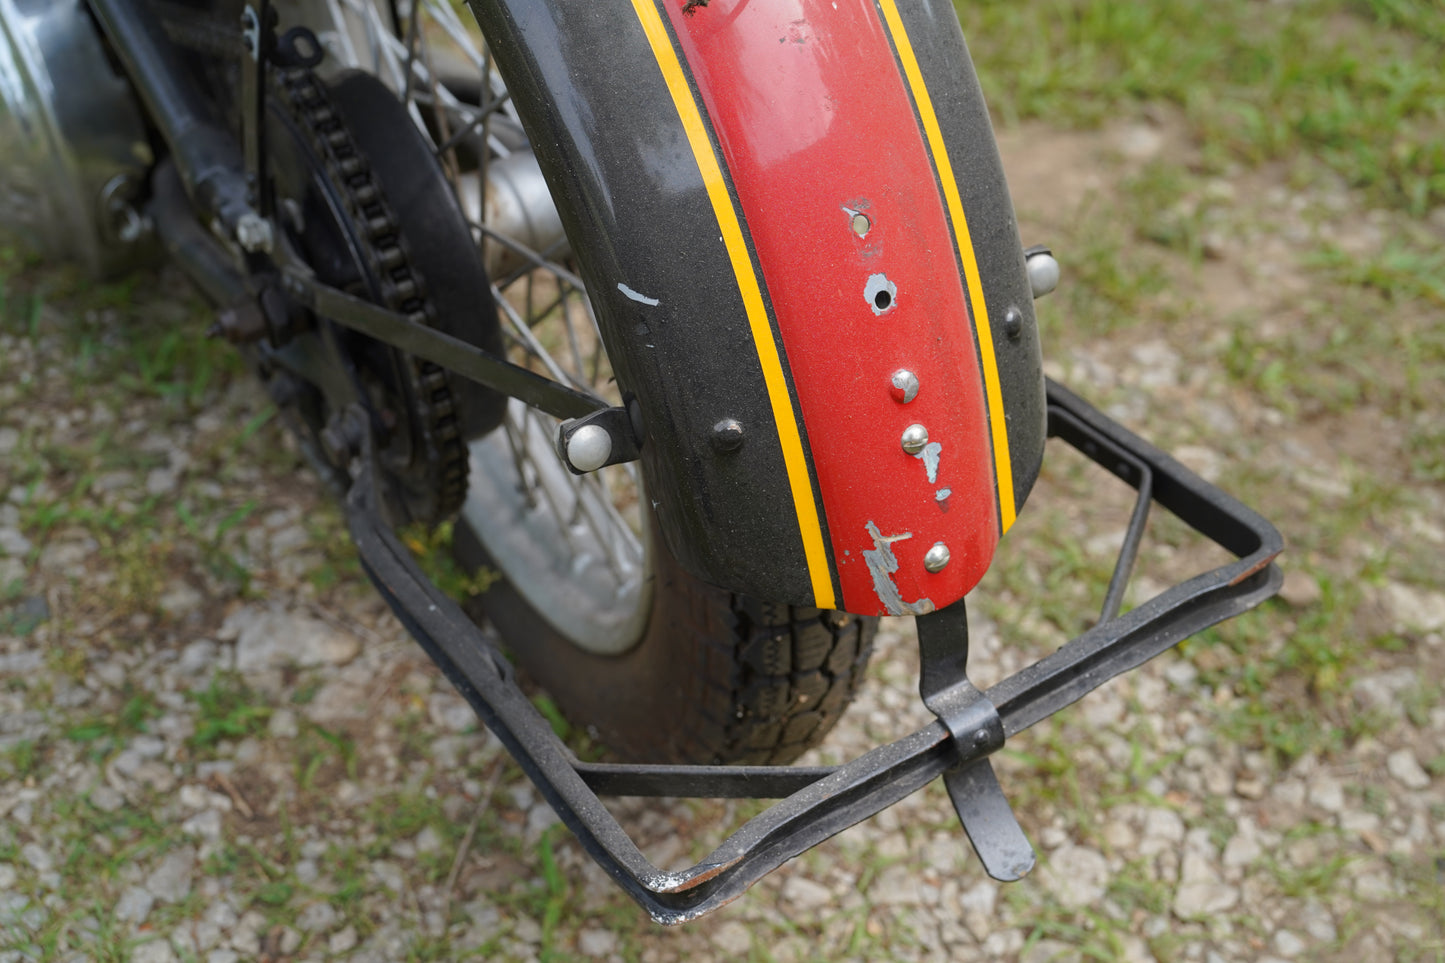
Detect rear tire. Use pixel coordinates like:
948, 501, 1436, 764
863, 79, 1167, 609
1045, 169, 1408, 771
297, 0, 878, 764
457, 518, 875, 764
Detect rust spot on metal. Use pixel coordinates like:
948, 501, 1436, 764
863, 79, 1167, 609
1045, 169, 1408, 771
653, 855, 742, 893
1228, 552, 1281, 587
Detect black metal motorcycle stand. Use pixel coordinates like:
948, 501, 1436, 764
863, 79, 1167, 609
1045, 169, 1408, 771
345, 378, 1282, 923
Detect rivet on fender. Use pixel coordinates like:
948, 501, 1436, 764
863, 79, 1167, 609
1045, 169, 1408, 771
890, 369, 920, 404
901, 423, 928, 455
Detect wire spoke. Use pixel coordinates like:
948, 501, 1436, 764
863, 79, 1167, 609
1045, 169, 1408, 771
313, 0, 645, 593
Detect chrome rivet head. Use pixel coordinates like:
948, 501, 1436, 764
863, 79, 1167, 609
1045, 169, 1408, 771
565, 424, 612, 472
1026, 249, 1060, 298
901, 423, 928, 455
889, 369, 920, 404
850, 212, 871, 236
1003, 306, 1024, 341
923, 541, 950, 573
712, 417, 744, 453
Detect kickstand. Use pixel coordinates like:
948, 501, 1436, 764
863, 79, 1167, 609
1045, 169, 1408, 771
916, 600, 1036, 881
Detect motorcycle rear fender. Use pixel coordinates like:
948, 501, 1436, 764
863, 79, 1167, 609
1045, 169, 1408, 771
467, 0, 1045, 615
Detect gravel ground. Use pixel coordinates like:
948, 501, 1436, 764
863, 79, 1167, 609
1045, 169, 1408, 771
3, 31, 1444, 963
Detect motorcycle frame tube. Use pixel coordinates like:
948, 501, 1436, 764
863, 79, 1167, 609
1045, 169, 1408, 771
466, 0, 1045, 614
87, 0, 254, 232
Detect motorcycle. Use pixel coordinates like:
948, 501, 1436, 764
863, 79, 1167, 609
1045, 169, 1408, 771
0, 0, 1281, 922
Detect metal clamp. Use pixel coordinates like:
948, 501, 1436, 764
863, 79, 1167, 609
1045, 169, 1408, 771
916, 601, 1036, 881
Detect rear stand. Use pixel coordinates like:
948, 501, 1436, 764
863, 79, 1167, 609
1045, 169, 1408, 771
345, 378, 1282, 923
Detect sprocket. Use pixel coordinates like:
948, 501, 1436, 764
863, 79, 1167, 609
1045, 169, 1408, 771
261, 65, 504, 524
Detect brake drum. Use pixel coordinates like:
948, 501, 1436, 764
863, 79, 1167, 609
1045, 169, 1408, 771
0, 0, 155, 276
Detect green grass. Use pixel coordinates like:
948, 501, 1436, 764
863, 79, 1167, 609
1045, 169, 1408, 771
189, 673, 273, 750
960, 0, 1445, 216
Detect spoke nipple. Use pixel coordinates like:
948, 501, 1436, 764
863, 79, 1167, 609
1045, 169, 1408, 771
712, 418, 744, 453
923, 541, 950, 573
890, 369, 920, 404
565, 424, 612, 473
901, 423, 929, 455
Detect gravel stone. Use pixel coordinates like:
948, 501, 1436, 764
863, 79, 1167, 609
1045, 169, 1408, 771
0, 865, 14, 889
1041, 845, 1109, 909
577, 928, 618, 957
1022, 939, 1075, 963
176, 639, 222, 676
1387, 749, 1430, 789
181, 809, 224, 841
1352, 668, 1422, 715
145, 847, 195, 904
781, 875, 833, 911
1278, 570, 1323, 608
226, 606, 360, 672
1379, 583, 1445, 632
372, 860, 405, 892
0, 556, 24, 586
114, 886, 155, 923
0, 527, 31, 557
1307, 775, 1346, 813
20, 843, 53, 873
267, 707, 299, 739
329, 926, 358, 954
428, 692, 477, 733
130, 939, 177, 963
89, 786, 125, 812
711, 921, 752, 955
297, 901, 339, 933
158, 581, 203, 618
1273, 930, 1306, 957
1222, 833, 1261, 869
1174, 851, 1239, 918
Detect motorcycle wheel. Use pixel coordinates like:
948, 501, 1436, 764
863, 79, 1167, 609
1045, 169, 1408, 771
295, 0, 877, 764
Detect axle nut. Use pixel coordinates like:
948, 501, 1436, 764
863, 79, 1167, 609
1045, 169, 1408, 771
565, 424, 612, 473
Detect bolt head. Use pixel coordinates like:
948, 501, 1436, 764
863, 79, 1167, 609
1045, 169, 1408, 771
890, 369, 920, 404
901, 423, 929, 455
712, 418, 744, 452
1026, 251, 1060, 298
923, 541, 950, 573
1003, 306, 1024, 342
565, 424, 613, 473
235, 212, 274, 254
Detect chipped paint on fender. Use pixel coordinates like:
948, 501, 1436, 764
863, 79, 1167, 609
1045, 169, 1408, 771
914, 441, 941, 484
617, 282, 661, 306
863, 521, 935, 617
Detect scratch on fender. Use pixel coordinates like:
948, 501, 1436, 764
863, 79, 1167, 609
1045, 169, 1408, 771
863, 521, 935, 617
617, 282, 660, 307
